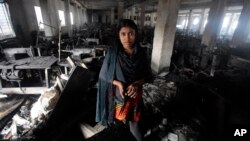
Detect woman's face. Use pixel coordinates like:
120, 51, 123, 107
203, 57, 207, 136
119, 26, 136, 49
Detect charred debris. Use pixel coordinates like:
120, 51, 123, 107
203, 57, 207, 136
0, 25, 250, 141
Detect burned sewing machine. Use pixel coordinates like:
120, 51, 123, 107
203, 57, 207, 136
0, 47, 57, 94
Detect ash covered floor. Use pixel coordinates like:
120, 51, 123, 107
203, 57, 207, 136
1, 64, 250, 141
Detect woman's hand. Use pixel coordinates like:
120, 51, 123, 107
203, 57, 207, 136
126, 79, 145, 98
126, 83, 139, 98
113, 80, 125, 99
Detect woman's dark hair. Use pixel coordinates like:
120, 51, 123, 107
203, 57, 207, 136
116, 19, 139, 47
117, 19, 138, 35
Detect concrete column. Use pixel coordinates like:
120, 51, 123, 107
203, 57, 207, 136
128, 9, 131, 20
151, 0, 181, 74
201, 0, 227, 47
106, 11, 111, 24
79, 8, 83, 26
83, 8, 88, 24
186, 9, 193, 32
132, 7, 135, 21
140, 3, 146, 27
118, 1, 124, 20
199, 9, 206, 35
91, 10, 94, 23
39, 0, 53, 36
8, 0, 41, 45
111, 7, 115, 24
132, 7, 138, 24
86, 9, 92, 24
73, 4, 79, 30
150, 13, 154, 27
127, 9, 130, 19
64, 0, 72, 37
124, 9, 128, 19
183, 13, 188, 30
8, 0, 30, 45
231, 0, 250, 47
47, 0, 59, 35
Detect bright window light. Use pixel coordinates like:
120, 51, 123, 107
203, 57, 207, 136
34, 6, 44, 29
222, 16, 230, 29
58, 10, 65, 26
182, 20, 186, 26
227, 13, 240, 36
228, 20, 238, 36
204, 20, 207, 27
231, 21, 238, 31
70, 12, 73, 25
193, 17, 200, 25
0, 3, 15, 40
220, 14, 231, 35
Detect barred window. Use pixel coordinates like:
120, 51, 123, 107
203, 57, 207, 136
0, 3, 15, 40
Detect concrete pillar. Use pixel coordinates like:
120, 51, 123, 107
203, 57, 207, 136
128, 9, 131, 20
124, 9, 129, 19
183, 13, 188, 30
101, 12, 106, 23
8, 0, 30, 45
86, 9, 92, 24
201, 0, 227, 47
132, 7, 135, 21
111, 7, 115, 24
199, 9, 206, 35
8, 0, 40, 46
106, 11, 111, 24
186, 9, 193, 32
83, 8, 88, 24
79, 8, 83, 26
118, 1, 124, 20
140, 3, 146, 27
127, 9, 130, 19
132, 7, 138, 24
39, 0, 53, 36
151, 0, 181, 74
79, 8, 83, 25
47, 0, 59, 35
150, 13, 154, 27
90, 11, 93, 24
64, 0, 72, 37
231, 0, 250, 47
73, 4, 79, 30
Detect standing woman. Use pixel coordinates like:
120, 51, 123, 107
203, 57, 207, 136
95, 19, 152, 141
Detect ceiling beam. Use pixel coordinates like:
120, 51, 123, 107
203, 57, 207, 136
74, 0, 87, 8
180, 0, 243, 10
180, 1, 211, 10
75, 0, 244, 11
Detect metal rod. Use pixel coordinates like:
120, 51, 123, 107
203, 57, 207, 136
58, 21, 62, 62
39, 22, 57, 29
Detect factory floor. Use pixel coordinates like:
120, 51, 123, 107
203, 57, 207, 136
1, 63, 250, 141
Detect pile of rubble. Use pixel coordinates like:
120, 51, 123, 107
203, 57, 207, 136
0, 85, 60, 140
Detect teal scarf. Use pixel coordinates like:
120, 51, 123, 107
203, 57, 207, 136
95, 44, 118, 126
